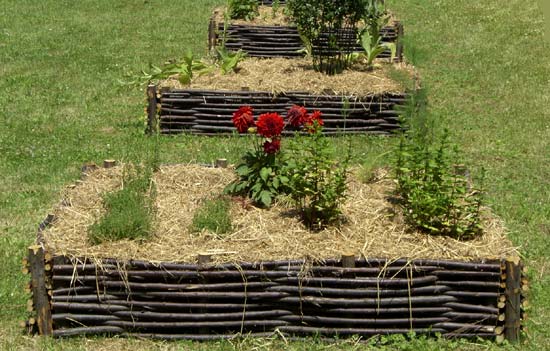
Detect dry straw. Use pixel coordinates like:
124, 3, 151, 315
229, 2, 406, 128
160, 57, 414, 97
43, 164, 518, 265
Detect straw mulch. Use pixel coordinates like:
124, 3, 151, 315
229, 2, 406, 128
213, 6, 290, 26
160, 57, 413, 96
212, 5, 399, 27
43, 164, 518, 265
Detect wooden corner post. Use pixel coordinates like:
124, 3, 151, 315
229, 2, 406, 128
146, 84, 158, 134
28, 245, 53, 336
504, 256, 521, 342
396, 22, 404, 62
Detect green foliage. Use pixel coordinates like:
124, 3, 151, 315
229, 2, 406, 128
357, 0, 395, 68
224, 148, 289, 208
123, 47, 245, 87
228, 0, 259, 21
190, 196, 232, 235
284, 124, 350, 229
89, 165, 155, 244
393, 92, 484, 239
215, 46, 247, 74
271, 0, 281, 18
287, 0, 365, 74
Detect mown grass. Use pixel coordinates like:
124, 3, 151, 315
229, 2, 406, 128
0, 0, 548, 349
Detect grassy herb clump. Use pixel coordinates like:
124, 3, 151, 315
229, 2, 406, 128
190, 196, 232, 235
89, 166, 155, 244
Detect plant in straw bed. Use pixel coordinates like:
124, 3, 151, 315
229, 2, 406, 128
224, 105, 349, 229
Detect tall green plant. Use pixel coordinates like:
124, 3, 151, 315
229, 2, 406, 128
358, 0, 395, 69
284, 120, 350, 229
393, 90, 484, 240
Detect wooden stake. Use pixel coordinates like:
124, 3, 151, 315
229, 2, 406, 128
504, 256, 521, 343
215, 158, 228, 168
28, 245, 53, 336
198, 253, 212, 266
103, 159, 117, 168
341, 253, 356, 268
146, 84, 158, 134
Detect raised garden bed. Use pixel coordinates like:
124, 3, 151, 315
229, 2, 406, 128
25, 163, 526, 342
208, 7, 403, 60
148, 58, 413, 135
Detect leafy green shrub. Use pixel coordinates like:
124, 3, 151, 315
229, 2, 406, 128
228, 0, 259, 21
287, 0, 365, 74
190, 197, 233, 235
284, 120, 350, 229
393, 91, 484, 239
89, 166, 155, 244
224, 104, 349, 230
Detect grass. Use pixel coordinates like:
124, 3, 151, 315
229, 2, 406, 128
190, 196, 233, 235
89, 166, 154, 244
0, 0, 548, 349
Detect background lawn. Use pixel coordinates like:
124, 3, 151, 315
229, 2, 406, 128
0, 0, 548, 349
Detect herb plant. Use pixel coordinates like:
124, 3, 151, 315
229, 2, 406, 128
284, 116, 350, 229
393, 91, 484, 239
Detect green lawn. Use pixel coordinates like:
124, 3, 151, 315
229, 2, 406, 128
0, 0, 548, 349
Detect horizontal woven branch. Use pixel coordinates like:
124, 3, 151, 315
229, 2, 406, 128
154, 88, 408, 136
210, 19, 403, 60
48, 255, 506, 341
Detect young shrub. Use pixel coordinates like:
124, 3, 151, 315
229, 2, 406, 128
287, 0, 366, 74
228, 0, 259, 21
190, 197, 233, 235
89, 166, 155, 244
393, 90, 484, 239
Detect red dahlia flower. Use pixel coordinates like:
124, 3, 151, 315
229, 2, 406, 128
256, 113, 284, 138
305, 110, 324, 132
232, 106, 255, 133
287, 105, 308, 127
263, 138, 281, 154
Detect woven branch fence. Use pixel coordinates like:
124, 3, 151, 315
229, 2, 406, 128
208, 18, 403, 60
25, 214, 526, 342
147, 86, 408, 135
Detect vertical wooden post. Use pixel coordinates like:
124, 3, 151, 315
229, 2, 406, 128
341, 253, 356, 268
28, 245, 53, 336
396, 22, 404, 62
208, 16, 217, 51
146, 84, 158, 134
504, 256, 521, 342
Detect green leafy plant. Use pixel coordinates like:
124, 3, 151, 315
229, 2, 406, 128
284, 118, 350, 229
393, 91, 484, 239
228, 0, 259, 21
190, 196, 233, 235
223, 107, 288, 207
215, 46, 247, 74
271, 0, 281, 18
89, 165, 155, 244
358, 2, 396, 69
287, 0, 365, 74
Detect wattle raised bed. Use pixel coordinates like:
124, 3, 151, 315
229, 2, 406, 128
24, 163, 526, 343
208, 16, 403, 60
148, 86, 407, 135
